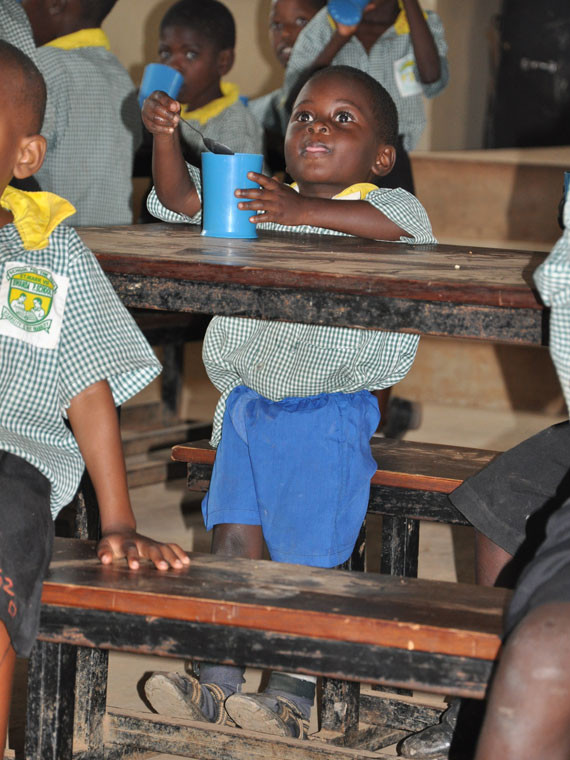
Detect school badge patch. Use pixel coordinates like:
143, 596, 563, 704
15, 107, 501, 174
0, 261, 69, 349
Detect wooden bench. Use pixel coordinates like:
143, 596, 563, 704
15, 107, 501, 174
171, 437, 499, 576
25, 536, 509, 760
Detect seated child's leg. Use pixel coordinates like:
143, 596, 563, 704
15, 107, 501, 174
224, 388, 380, 737
474, 531, 514, 587
475, 602, 570, 760
0, 452, 53, 757
0, 623, 16, 757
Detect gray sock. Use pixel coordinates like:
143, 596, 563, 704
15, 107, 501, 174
198, 663, 245, 721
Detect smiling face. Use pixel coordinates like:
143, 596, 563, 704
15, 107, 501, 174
158, 25, 232, 109
269, 0, 321, 67
284, 72, 393, 197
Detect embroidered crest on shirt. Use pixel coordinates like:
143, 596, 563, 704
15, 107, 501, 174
393, 55, 423, 97
0, 262, 68, 349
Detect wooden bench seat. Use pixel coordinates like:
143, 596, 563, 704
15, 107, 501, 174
26, 537, 509, 760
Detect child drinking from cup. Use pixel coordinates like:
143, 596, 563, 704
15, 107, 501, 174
149, 0, 264, 166
0, 40, 189, 755
141, 64, 435, 738
284, 0, 449, 193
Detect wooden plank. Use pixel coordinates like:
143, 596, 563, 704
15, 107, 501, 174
171, 438, 499, 494
80, 225, 544, 309
42, 539, 507, 661
76, 226, 547, 343
106, 708, 396, 760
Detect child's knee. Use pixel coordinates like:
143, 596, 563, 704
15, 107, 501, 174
211, 523, 264, 559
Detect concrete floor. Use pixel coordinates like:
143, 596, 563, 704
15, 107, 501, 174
7, 400, 566, 758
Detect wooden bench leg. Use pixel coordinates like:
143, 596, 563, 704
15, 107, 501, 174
160, 342, 184, 421
25, 641, 77, 760
73, 647, 108, 755
320, 525, 363, 744
380, 515, 419, 577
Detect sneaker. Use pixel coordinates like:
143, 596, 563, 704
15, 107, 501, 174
397, 700, 459, 758
144, 671, 235, 725
225, 693, 309, 738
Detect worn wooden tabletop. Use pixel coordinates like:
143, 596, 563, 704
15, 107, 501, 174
79, 224, 547, 344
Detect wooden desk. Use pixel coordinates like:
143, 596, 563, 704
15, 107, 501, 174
79, 224, 547, 345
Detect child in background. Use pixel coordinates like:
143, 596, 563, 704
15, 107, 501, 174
0, 0, 141, 226
248, 0, 326, 173
0, 41, 189, 753
283, 0, 449, 193
141, 64, 435, 738
153, 0, 264, 166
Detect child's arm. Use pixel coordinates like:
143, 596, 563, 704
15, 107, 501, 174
236, 173, 406, 240
141, 92, 201, 218
401, 0, 441, 83
68, 379, 190, 571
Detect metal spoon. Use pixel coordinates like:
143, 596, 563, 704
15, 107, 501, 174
178, 117, 234, 155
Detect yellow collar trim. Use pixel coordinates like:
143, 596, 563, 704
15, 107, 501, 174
180, 82, 239, 126
290, 182, 377, 200
394, 2, 428, 35
45, 28, 111, 51
0, 187, 75, 250
327, 4, 427, 36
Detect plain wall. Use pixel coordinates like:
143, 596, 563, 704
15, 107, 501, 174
103, 0, 503, 151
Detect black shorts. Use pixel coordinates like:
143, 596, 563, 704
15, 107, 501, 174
0, 451, 53, 657
449, 421, 570, 557
505, 497, 570, 635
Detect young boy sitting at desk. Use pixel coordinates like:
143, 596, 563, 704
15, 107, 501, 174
0, 41, 189, 755
154, 0, 264, 166
283, 0, 449, 194
141, 64, 435, 738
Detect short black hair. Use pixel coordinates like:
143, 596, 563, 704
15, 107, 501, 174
161, 0, 235, 51
300, 65, 399, 145
0, 41, 46, 134
78, 0, 118, 26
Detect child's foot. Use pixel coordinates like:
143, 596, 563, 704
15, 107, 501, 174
144, 672, 235, 725
225, 693, 309, 738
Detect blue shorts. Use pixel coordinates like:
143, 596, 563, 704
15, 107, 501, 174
202, 386, 380, 567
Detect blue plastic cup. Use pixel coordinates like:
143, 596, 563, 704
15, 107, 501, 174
138, 63, 184, 108
327, 0, 369, 25
201, 153, 264, 239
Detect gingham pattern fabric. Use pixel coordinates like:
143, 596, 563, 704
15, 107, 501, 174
0, 0, 37, 59
147, 163, 434, 243
148, 166, 435, 446
1, 4, 141, 226
283, 7, 449, 151
0, 218, 161, 517
534, 198, 570, 411
181, 100, 264, 163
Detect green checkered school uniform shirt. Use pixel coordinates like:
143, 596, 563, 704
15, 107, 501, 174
0, 6, 141, 226
0, 0, 37, 59
283, 7, 449, 152
0, 189, 161, 517
147, 164, 435, 446
534, 198, 570, 411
